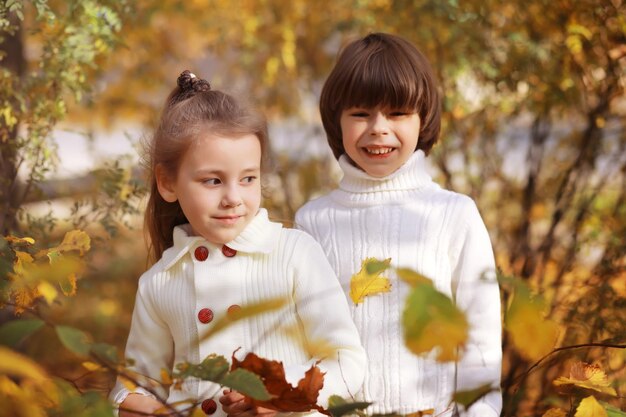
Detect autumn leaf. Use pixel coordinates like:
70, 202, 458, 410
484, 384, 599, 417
575, 396, 608, 417
231, 352, 328, 415
543, 408, 567, 417
396, 268, 432, 287
403, 282, 468, 361
0, 346, 47, 382
4, 235, 35, 246
554, 362, 617, 396
350, 258, 392, 304
327, 395, 371, 417
505, 284, 559, 361
49, 230, 91, 257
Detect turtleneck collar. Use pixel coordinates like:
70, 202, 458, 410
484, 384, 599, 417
161, 208, 282, 270
337, 150, 433, 194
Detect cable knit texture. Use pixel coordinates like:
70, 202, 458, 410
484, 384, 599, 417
295, 151, 502, 417
110, 209, 366, 416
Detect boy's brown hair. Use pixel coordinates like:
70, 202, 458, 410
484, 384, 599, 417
320, 32, 441, 159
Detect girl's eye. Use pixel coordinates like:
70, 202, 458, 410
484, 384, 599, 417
351, 112, 369, 118
389, 111, 409, 117
242, 176, 257, 184
203, 178, 221, 185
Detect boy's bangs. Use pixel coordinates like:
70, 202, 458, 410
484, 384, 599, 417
343, 53, 422, 111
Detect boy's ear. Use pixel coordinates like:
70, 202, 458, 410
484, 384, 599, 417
155, 164, 178, 203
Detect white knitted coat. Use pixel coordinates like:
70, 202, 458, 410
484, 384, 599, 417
110, 209, 366, 416
295, 151, 502, 417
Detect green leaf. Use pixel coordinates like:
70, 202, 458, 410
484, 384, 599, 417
221, 368, 271, 401
0, 319, 44, 347
90, 342, 119, 363
403, 283, 468, 361
327, 395, 371, 417
55, 325, 92, 356
603, 402, 626, 417
176, 354, 230, 381
365, 258, 391, 275
453, 383, 495, 409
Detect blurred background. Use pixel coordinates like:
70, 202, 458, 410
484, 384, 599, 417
1, 1, 625, 416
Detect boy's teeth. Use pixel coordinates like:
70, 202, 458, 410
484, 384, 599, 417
366, 147, 393, 155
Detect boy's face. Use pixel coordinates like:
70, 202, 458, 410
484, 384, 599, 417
340, 106, 420, 177
157, 133, 262, 245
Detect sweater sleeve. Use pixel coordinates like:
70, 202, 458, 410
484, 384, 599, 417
109, 272, 174, 406
450, 200, 502, 417
290, 232, 366, 406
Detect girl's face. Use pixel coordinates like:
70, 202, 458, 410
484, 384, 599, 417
340, 106, 420, 177
157, 133, 262, 245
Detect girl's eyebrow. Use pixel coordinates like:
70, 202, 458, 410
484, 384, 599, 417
194, 167, 260, 176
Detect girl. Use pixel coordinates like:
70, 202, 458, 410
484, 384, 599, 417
110, 71, 366, 417
295, 33, 502, 417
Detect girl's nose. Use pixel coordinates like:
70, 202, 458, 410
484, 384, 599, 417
369, 112, 389, 136
221, 186, 243, 208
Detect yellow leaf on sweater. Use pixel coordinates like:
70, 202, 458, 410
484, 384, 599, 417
574, 396, 607, 417
350, 258, 392, 304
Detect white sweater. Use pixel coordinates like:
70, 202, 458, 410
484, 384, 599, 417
110, 209, 366, 416
295, 151, 502, 417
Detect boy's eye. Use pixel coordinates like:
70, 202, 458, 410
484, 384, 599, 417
242, 176, 257, 184
389, 111, 410, 117
203, 178, 221, 185
350, 111, 369, 117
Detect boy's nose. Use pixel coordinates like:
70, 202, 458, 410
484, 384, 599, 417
370, 112, 389, 135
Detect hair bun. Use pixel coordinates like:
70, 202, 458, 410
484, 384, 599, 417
177, 70, 211, 93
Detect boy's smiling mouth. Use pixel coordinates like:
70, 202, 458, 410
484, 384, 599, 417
364, 146, 395, 156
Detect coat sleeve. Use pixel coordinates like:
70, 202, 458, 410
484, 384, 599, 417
450, 200, 502, 417
288, 232, 366, 406
109, 271, 174, 407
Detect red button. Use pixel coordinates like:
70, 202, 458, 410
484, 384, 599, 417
197, 308, 213, 324
194, 246, 209, 261
201, 398, 217, 415
227, 304, 241, 318
221, 245, 237, 257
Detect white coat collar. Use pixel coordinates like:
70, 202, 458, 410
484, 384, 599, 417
161, 208, 282, 270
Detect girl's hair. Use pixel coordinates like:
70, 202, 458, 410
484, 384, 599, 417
145, 70, 269, 261
319, 32, 441, 159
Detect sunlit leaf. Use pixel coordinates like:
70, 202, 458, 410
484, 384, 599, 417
82, 361, 102, 372
55, 325, 92, 356
49, 230, 91, 256
37, 281, 58, 305
403, 282, 468, 361
0, 319, 45, 347
350, 258, 392, 305
575, 396, 607, 417
554, 362, 617, 396
505, 285, 559, 361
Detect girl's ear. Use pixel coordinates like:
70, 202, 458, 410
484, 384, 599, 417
155, 164, 178, 203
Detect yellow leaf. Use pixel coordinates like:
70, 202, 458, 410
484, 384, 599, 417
543, 408, 567, 417
574, 396, 607, 417
282, 324, 338, 359
60, 273, 77, 296
350, 258, 392, 304
4, 235, 35, 245
37, 281, 58, 305
506, 291, 559, 361
49, 230, 91, 257
0, 346, 47, 382
12, 286, 40, 315
554, 362, 617, 396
